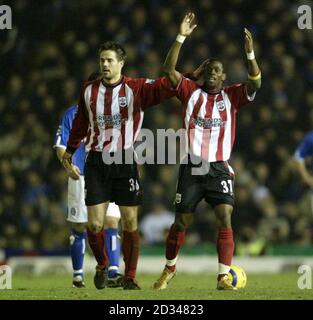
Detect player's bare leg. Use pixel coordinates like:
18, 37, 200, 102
120, 205, 141, 290
214, 204, 237, 290
70, 222, 87, 288
153, 213, 193, 290
87, 201, 109, 289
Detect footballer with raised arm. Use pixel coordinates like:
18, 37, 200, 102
61, 40, 220, 291
153, 12, 261, 291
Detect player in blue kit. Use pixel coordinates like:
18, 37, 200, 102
54, 105, 122, 288
294, 131, 313, 206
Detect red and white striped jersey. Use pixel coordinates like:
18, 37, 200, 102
177, 76, 256, 162
67, 76, 174, 153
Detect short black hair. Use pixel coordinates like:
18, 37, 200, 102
206, 58, 223, 66
205, 58, 224, 71
98, 41, 127, 61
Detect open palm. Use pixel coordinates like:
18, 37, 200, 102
244, 28, 254, 53
180, 12, 197, 36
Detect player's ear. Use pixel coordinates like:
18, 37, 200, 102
222, 73, 226, 81
120, 60, 125, 68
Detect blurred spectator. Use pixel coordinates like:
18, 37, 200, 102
140, 203, 174, 245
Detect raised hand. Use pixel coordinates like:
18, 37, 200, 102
179, 12, 197, 36
244, 27, 261, 94
244, 28, 254, 53
192, 58, 210, 81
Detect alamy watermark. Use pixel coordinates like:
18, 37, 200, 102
297, 265, 312, 289
297, 5, 312, 29
99, 128, 212, 175
0, 265, 12, 289
0, 5, 12, 30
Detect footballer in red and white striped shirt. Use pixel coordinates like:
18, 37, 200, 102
67, 68, 171, 153
62, 41, 175, 291
153, 12, 261, 291
177, 76, 255, 163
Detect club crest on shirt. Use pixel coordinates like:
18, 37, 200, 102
70, 207, 78, 217
118, 96, 127, 108
216, 100, 226, 111
175, 193, 182, 204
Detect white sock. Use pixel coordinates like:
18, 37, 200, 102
218, 263, 231, 275
166, 257, 178, 267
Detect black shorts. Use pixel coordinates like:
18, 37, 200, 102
84, 151, 142, 206
175, 160, 235, 213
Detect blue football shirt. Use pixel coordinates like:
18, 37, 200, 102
294, 131, 313, 164
54, 105, 86, 175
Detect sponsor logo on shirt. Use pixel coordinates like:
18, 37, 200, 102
190, 117, 226, 129
95, 114, 127, 129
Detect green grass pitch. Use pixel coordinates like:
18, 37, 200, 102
0, 272, 312, 300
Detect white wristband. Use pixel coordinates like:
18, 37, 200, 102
246, 50, 255, 60
176, 34, 186, 44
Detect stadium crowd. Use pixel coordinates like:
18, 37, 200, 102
1, 0, 313, 254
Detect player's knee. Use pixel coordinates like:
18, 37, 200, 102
174, 214, 194, 231
215, 204, 232, 218
104, 217, 119, 229
88, 222, 103, 234
122, 217, 137, 232
215, 210, 232, 228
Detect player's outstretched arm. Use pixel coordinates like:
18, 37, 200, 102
163, 12, 197, 88
244, 28, 261, 95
